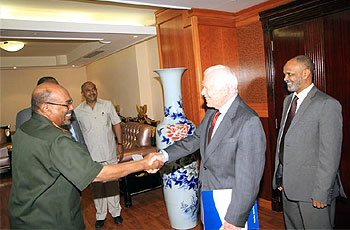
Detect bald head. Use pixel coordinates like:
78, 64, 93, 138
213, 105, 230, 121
283, 55, 314, 93
81, 81, 98, 104
32, 83, 73, 126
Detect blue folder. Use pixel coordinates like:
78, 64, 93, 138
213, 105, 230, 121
202, 190, 259, 230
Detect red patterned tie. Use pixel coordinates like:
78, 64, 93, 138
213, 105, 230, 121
208, 110, 221, 143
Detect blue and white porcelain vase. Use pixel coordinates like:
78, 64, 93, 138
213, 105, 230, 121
154, 68, 199, 230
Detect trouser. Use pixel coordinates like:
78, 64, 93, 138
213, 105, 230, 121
282, 191, 336, 229
94, 194, 121, 220
92, 158, 121, 221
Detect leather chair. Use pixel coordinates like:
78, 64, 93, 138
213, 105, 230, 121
0, 125, 12, 173
118, 122, 161, 207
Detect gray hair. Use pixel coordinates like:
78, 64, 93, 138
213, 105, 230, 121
31, 89, 52, 112
204, 65, 238, 91
295, 55, 315, 76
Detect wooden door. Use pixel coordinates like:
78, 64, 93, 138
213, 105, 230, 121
323, 10, 350, 228
260, 0, 350, 228
271, 23, 305, 129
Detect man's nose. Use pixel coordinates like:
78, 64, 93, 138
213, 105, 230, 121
69, 104, 74, 110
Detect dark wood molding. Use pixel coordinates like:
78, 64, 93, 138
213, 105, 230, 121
259, 0, 350, 31
259, 1, 350, 222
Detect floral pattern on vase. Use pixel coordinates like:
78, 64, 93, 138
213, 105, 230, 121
163, 161, 199, 223
154, 68, 199, 229
157, 99, 195, 145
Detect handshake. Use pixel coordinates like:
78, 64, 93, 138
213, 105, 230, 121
142, 152, 166, 174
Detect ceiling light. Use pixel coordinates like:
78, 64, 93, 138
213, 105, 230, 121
0, 41, 25, 52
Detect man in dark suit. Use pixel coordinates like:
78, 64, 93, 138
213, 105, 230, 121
15, 76, 88, 152
159, 65, 266, 230
273, 55, 346, 229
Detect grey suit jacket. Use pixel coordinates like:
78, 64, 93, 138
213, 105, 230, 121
165, 95, 266, 227
15, 108, 89, 154
273, 86, 346, 204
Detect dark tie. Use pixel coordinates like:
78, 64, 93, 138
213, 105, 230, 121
279, 96, 298, 164
208, 110, 221, 143
276, 96, 298, 187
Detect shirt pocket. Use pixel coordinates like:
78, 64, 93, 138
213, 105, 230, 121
100, 111, 109, 127
78, 117, 92, 133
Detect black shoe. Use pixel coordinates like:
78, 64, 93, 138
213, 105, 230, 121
114, 216, 123, 225
95, 219, 106, 228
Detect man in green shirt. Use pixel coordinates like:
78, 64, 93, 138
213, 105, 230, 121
8, 83, 163, 229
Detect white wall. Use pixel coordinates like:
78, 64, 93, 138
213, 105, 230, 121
135, 37, 163, 120
0, 67, 87, 130
85, 37, 163, 120
0, 37, 163, 130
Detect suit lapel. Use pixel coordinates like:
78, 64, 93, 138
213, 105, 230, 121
277, 94, 293, 146
203, 96, 240, 163
288, 86, 318, 131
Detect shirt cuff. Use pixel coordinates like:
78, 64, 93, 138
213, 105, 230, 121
158, 149, 169, 162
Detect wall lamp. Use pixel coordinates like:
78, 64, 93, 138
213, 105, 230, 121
0, 41, 25, 52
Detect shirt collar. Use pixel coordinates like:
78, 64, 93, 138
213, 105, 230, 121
218, 93, 237, 116
82, 98, 101, 109
293, 83, 314, 101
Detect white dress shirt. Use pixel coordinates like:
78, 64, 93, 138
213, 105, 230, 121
278, 83, 314, 148
161, 93, 238, 162
75, 98, 121, 163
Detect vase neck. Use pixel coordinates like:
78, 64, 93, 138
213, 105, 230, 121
161, 74, 183, 109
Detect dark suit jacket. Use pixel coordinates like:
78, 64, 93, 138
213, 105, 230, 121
15, 108, 89, 153
273, 86, 346, 204
165, 95, 266, 227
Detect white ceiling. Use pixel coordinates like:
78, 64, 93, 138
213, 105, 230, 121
0, 0, 268, 69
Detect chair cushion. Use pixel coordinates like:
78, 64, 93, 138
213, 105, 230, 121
119, 122, 156, 163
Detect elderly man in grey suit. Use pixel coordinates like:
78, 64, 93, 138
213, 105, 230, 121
159, 65, 266, 230
15, 76, 88, 153
273, 55, 346, 229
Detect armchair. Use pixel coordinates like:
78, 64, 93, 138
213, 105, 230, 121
0, 125, 12, 173
118, 121, 161, 207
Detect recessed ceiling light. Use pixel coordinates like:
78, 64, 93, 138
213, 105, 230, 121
0, 41, 25, 52
13, 66, 17, 69
133, 35, 138, 38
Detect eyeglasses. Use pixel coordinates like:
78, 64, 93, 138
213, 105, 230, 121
45, 101, 72, 109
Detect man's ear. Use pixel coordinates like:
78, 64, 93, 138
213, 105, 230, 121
40, 103, 50, 115
303, 69, 311, 80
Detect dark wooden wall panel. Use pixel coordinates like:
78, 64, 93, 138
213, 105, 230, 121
259, 117, 272, 200
324, 10, 350, 228
260, 0, 350, 227
272, 23, 305, 127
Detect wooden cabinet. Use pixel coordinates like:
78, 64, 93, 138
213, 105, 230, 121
155, 9, 238, 126
260, 0, 350, 227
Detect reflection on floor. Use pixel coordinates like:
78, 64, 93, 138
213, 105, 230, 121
0, 171, 284, 229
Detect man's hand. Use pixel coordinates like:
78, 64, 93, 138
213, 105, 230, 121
219, 221, 241, 230
143, 153, 164, 172
313, 199, 328, 209
278, 186, 283, 191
